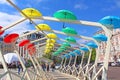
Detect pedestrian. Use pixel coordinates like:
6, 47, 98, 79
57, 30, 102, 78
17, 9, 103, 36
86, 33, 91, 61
46, 63, 49, 72
17, 62, 21, 74
41, 63, 46, 71
51, 62, 55, 72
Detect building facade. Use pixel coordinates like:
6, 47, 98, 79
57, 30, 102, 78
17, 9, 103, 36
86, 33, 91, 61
96, 29, 120, 63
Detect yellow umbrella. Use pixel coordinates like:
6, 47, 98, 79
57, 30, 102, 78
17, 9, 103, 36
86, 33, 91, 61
46, 43, 54, 47
35, 24, 51, 31
44, 49, 51, 53
46, 33, 57, 39
46, 39, 56, 43
21, 8, 42, 18
46, 46, 53, 49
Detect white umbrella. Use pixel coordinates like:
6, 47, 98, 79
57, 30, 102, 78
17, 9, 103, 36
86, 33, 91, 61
3, 53, 25, 64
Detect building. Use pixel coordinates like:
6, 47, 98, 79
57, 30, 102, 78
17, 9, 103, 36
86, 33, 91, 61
96, 29, 120, 63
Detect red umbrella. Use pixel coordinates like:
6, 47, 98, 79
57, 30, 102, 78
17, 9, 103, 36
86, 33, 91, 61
0, 26, 4, 35
28, 46, 36, 55
19, 39, 30, 47
3, 33, 19, 44
26, 43, 34, 49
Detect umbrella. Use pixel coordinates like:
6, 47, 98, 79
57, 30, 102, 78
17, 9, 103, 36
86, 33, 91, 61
53, 10, 77, 28
0, 26, 4, 35
46, 33, 57, 39
21, 8, 42, 18
3, 33, 19, 44
62, 27, 77, 35
3, 53, 25, 64
86, 42, 98, 48
93, 34, 107, 41
66, 37, 76, 43
35, 24, 51, 31
19, 39, 30, 47
99, 16, 120, 29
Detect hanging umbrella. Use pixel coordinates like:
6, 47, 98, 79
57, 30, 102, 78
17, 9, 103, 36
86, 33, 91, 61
0, 26, 4, 35
73, 50, 81, 55
3, 33, 19, 44
66, 37, 76, 43
80, 47, 89, 52
21, 8, 42, 18
46, 39, 56, 43
99, 16, 120, 29
19, 39, 30, 47
35, 24, 51, 31
86, 42, 98, 48
53, 10, 77, 28
62, 27, 77, 35
93, 34, 107, 41
3, 53, 25, 64
46, 33, 57, 39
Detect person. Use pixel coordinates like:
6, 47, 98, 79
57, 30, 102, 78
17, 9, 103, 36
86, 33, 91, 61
41, 63, 46, 71
51, 62, 55, 72
17, 62, 21, 74
46, 63, 49, 72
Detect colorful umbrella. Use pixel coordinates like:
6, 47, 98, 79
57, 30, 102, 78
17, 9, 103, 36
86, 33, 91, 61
86, 42, 98, 48
93, 34, 107, 41
3, 33, 19, 44
22, 8, 42, 18
53, 10, 77, 28
19, 39, 30, 47
99, 16, 120, 29
66, 37, 76, 43
46, 33, 57, 39
35, 24, 51, 31
62, 27, 77, 35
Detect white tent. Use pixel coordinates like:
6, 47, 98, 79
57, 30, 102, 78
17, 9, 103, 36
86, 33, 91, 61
0, 53, 25, 64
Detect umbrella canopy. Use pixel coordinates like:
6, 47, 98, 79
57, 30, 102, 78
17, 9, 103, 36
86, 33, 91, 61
0, 26, 4, 35
62, 42, 71, 47
3, 53, 25, 64
22, 8, 42, 18
66, 37, 76, 43
46, 39, 56, 43
99, 16, 120, 29
87, 42, 98, 48
73, 50, 81, 55
62, 27, 77, 35
53, 10, 77, 20
80, 47, 89, 52
69, 52, 75, 57
19, 39, 30, 47
46, 33, 57, 39
3, 33, 19, 44
93, 34, 107, 41
35, 24, 51, 31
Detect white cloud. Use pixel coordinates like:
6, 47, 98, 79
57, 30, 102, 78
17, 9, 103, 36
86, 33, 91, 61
77, 39, 89, 44
0, 0, 16, 5
74, 3, 88, 10
0, 11, 43, 36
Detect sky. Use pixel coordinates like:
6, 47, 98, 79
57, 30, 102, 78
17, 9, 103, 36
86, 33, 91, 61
0, 0, 120, 44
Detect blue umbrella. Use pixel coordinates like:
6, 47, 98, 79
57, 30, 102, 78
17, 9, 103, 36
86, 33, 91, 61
93, 34, 107, 41
73, 50, 81, 55
64, 54, 70, 59
99, 16, 120, 29
87, 42, 98, 48
69, 52, 75, 57
80, 47, 89, 52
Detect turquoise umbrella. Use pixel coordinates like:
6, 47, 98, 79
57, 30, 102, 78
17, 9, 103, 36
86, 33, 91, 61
93, 34, 107, 41
87, 42, 98, 48
62, 27, 77, 35
66, 37, 76, 43
80, 47, 89, 52
53, 10, 77, 28
99, 16, 120, 29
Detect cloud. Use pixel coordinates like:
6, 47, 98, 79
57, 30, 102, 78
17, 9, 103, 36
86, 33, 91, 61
0, 0, 16, 5
74, 3, 88, 10
0, 11, 43, 36
77, 39, 89, 44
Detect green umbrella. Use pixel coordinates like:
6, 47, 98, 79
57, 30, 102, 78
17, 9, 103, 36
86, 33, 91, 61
66, 37, 76, 43
53, 10, 77, 28
62, 27, 77, 35
62, 42, 71, 47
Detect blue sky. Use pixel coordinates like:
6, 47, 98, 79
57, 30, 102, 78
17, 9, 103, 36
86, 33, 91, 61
0, 0, 120, 44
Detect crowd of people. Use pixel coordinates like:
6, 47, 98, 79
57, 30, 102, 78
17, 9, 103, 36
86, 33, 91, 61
41, 62, 55, 72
